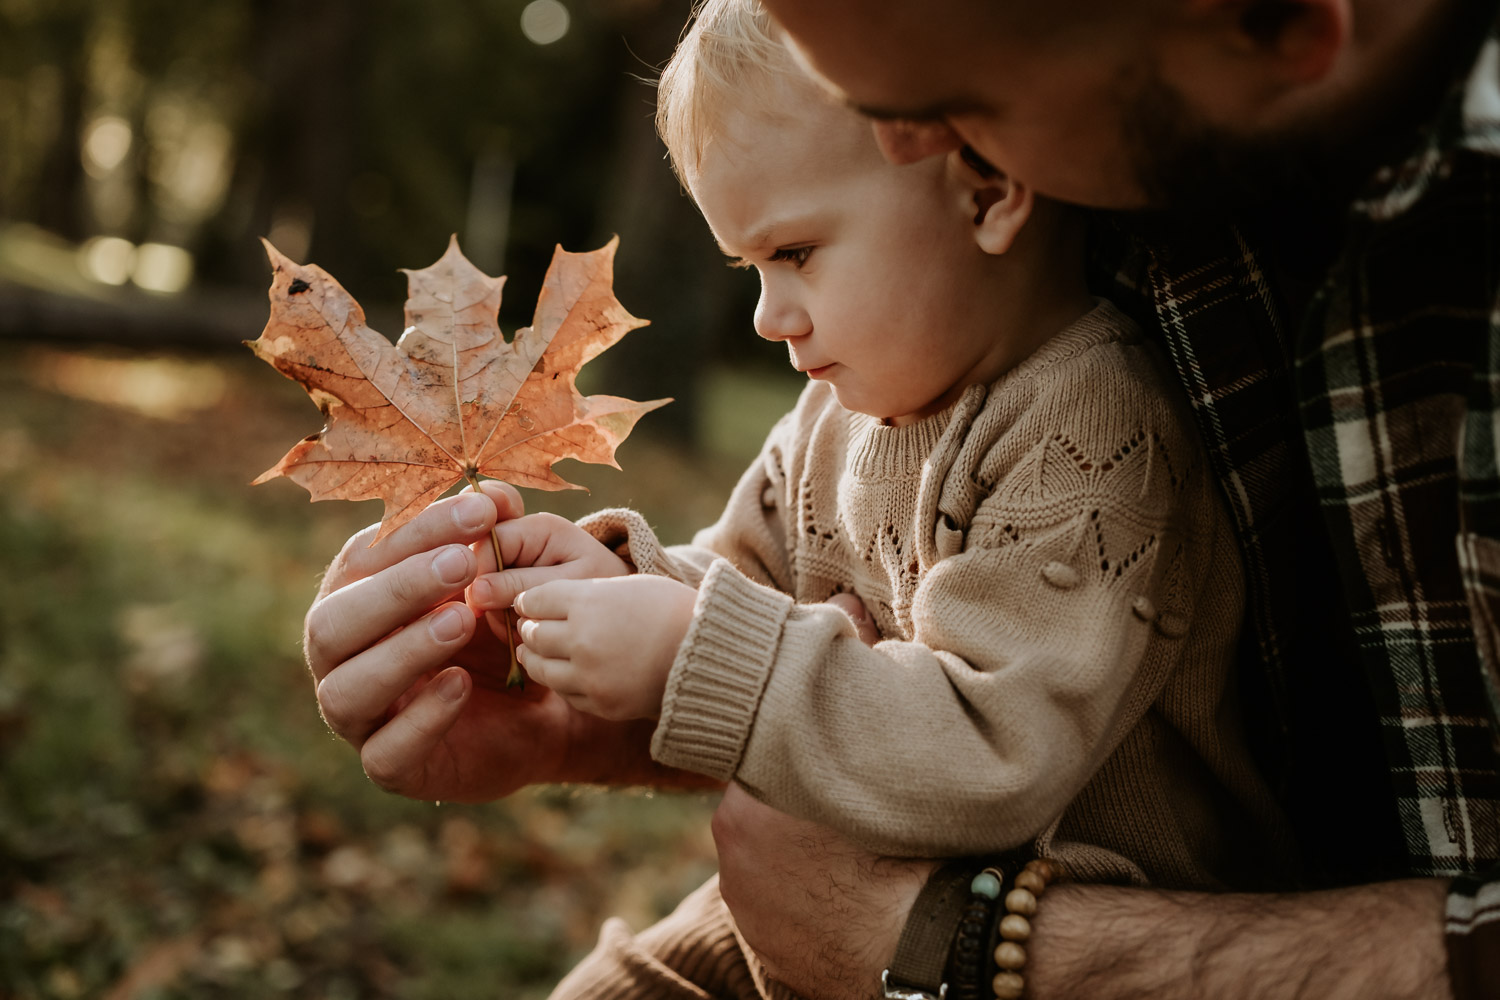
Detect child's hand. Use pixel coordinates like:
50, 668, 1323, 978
465, 513, 632, 616
512, 575, 698, 721
824, 592, 880, 646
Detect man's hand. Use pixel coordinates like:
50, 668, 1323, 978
714, 773, 1454, 1000
303, 482, 710, 801
711, 784, 933, 1000
513, 575, 698, 721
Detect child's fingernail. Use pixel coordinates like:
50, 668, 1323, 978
436, 669, 466, 702
470, 578, 494, 606
429, 606, 467, 642
432, 546, 471, 586
452, 493, 491, 531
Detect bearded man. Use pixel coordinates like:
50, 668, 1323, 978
300, 2, 1500, 997
704, 1, 1500, 997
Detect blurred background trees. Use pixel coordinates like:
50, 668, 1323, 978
0, 0, 780, 442
0, 2, 807, 996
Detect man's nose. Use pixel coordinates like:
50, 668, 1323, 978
871, 119, 965, 165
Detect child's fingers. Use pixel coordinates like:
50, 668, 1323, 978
517, 618, 572, 658
512, 579, 589, 620
824, 593, 880, 646
469, 565, 582, 611
515, 645, 577, 696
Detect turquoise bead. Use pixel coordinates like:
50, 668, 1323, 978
970, 871, 1002, 900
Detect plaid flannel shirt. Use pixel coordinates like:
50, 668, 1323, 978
1111, 10, 1500, 992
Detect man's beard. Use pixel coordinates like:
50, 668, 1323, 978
1120, 67, 1343, 221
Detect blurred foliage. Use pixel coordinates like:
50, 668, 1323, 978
0, 344, 802, 998
0, 0, 783, 440
0, 3, 813, 990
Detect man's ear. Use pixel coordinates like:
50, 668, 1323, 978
969, 169, 1033, 257
1221, 0, 1351, 85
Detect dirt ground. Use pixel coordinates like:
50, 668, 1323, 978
0, 342, 766, 999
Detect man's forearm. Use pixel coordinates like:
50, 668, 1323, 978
1028, 878, 1452, 1000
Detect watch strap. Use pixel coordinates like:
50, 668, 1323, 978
883, 861, 976, 998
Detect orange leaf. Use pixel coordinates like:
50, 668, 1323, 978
249, 236, 668, 542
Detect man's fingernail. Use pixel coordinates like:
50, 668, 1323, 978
436, 669, 466, 702
432, 546, 471, 586
453, 493, 491, 531
470, 578, 494, 606
430, 606, 467, 642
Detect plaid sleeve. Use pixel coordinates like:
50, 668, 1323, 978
1446, 867, 1500, 1000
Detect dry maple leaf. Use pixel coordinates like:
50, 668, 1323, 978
249, 235, 668, 543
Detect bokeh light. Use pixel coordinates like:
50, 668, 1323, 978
131, 242, 193, 293
520, 0, 569, 45
81, 115, 133, 177
79, 235, 136, 285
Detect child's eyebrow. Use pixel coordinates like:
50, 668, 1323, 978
712, 221, 787, 260
713, 212, 826, 263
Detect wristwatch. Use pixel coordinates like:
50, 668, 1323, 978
881, 862, 974, 1000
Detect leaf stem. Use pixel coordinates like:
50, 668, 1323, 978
465, 473, 524, 689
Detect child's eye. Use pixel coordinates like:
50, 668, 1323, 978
768, 246, 814, 269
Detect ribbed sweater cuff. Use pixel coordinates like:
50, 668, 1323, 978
650, 558, 792, 781
577, 508, 673, 578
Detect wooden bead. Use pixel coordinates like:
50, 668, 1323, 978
1005, 887, 1037, 916
999, 913, 1032, 941
992, 971, 1025, 1000
993, 941, 1027, 970
1024, 858, 1059, 882
1014, 870, 1047, 895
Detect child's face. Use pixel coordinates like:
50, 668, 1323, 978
690, 81, 1017, 425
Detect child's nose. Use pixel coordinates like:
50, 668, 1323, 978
753, 286, 810, 342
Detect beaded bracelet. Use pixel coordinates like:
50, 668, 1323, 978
988, 858, 1062, 1000
948, 866, 1005, 1000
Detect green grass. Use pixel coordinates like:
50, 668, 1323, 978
0, 344, 791, 999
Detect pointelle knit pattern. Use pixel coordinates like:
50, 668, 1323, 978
581, 301, 1293, 889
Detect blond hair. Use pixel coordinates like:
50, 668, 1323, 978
656, 0, 809, 185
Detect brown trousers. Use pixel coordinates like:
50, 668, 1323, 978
548, 876, 806, 1000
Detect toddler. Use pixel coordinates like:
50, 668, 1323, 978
469, 1, 1291, 995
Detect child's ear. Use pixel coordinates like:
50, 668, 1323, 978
963, 160, 1033, 257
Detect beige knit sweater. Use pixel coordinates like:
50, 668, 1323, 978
583, 301, 1293, 889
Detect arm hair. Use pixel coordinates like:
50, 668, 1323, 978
1028, 879, 1452, 1000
